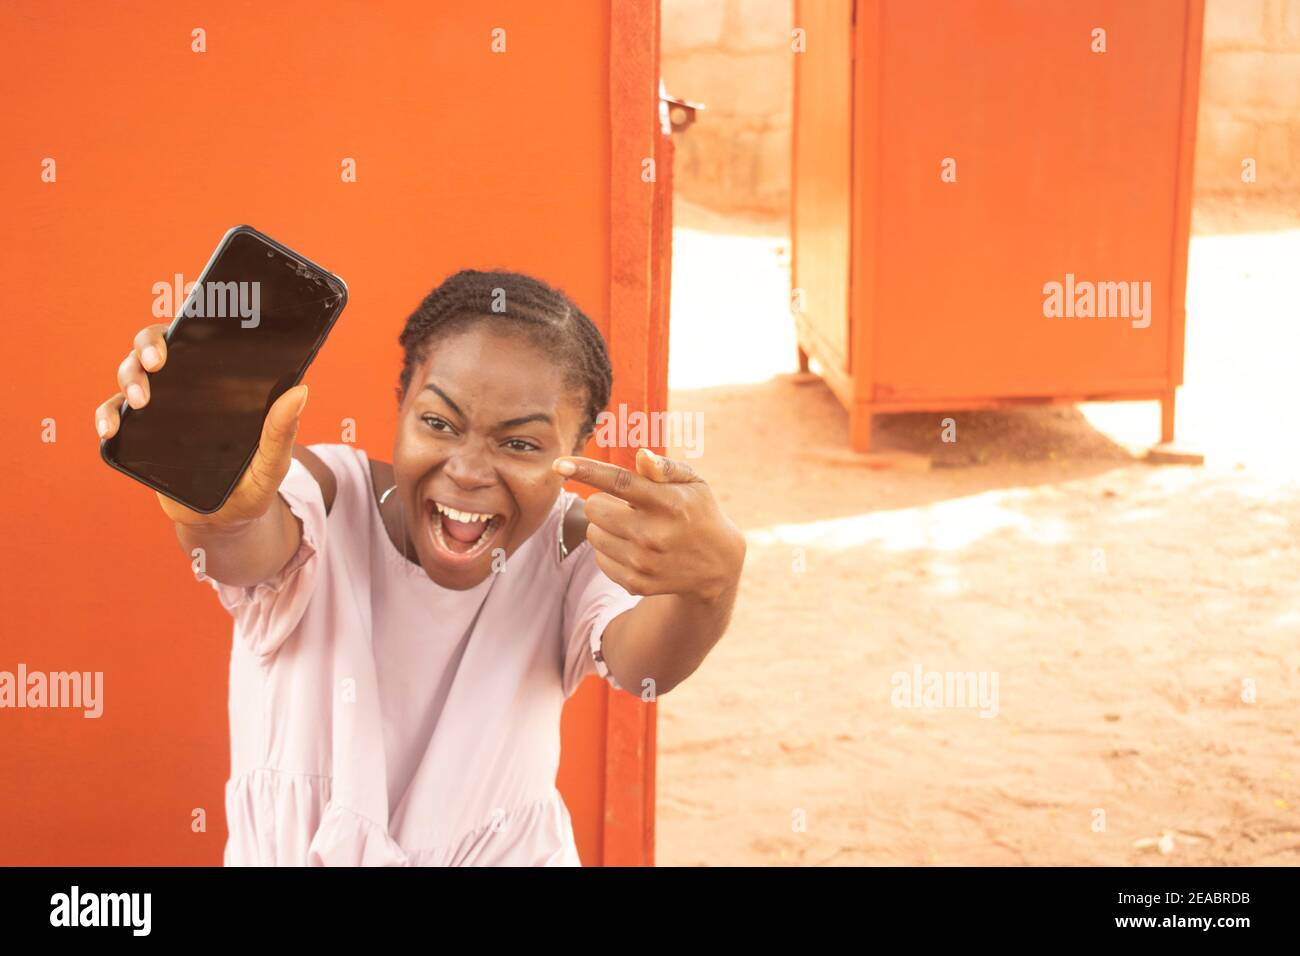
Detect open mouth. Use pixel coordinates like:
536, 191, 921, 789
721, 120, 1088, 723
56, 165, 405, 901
425, 499, 504, 563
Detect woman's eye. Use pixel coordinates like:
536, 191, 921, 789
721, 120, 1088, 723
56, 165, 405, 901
504, 439, 540, 453
421, 414, 453, 433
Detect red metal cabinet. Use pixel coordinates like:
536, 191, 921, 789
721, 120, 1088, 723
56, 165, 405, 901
793, 0, 1205, 451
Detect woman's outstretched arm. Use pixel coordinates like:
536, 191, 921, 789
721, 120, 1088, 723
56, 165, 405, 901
553, 449, 746, 697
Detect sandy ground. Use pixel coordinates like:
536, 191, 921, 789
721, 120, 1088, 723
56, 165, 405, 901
655, 194, 1300, 866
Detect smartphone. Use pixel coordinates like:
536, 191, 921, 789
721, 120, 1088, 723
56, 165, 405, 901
100, 225, 348, 514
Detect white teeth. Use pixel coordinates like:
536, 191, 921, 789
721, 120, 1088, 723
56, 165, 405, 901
429, 502, 500, 558
434, 501, 495, 524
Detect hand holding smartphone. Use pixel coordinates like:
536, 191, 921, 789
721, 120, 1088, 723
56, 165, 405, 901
97, 226, 348, 519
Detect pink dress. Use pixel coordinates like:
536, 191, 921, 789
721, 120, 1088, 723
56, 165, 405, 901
194, 442, 643, 866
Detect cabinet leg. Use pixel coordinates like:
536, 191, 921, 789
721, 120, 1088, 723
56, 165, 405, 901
1160, 390, 1176, 444
797, 344, 810, 374
850, 406, 872, 453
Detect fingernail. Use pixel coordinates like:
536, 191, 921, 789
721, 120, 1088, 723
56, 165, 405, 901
126, 383, 145, 407
141, 346, 160, 369
554, 459, 575, 476
96, 418, 108, 438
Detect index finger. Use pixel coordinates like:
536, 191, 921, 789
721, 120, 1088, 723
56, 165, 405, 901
553, 456, 661, 508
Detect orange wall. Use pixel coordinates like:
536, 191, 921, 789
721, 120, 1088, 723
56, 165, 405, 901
0, 0, 628, 864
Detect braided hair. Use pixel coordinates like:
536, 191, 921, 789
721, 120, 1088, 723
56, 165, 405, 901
397, 270, 612, 454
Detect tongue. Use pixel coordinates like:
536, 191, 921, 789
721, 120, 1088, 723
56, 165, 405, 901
441, 514, 487, 544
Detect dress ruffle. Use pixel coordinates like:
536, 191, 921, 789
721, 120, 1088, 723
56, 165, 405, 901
225, 768, 581, 866
306, 804, 411, 867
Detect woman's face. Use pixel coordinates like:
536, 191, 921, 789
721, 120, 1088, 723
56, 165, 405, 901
391, 322, 588, 589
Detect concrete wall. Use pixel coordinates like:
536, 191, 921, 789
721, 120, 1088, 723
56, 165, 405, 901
661, 0, 793, 216
1198, 0, 1300, 193
661, 0, 1300, 216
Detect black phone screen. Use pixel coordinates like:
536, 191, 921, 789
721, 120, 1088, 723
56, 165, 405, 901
101, 228, 347, 513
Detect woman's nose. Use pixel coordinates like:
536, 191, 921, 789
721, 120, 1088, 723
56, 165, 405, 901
442, 442, 495, 488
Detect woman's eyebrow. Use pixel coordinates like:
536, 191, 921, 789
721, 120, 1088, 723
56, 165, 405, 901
497, 412, 553, 429
422, 383, 465, 419
422, 383, 553, 430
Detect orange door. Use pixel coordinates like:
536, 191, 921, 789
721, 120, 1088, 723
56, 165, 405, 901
0, 0, 662, 866
792, 0, 854, 402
